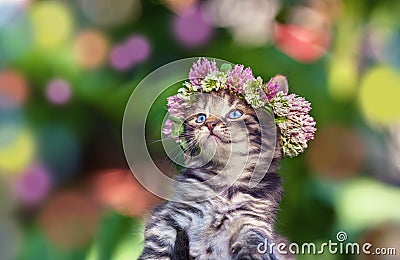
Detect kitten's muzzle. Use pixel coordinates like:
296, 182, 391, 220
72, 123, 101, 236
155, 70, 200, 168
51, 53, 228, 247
205, 116, 220, 132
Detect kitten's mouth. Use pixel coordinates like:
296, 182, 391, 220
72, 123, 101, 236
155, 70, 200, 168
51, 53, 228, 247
207, 133, 231, 144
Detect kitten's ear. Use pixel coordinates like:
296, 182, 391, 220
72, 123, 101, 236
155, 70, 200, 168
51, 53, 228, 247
271, 75, 289, 94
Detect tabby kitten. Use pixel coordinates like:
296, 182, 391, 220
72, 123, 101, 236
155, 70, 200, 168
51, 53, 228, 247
139, 90, 290, 260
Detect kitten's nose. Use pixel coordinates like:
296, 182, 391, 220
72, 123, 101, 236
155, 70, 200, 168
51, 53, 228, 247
205, 116, 219, 131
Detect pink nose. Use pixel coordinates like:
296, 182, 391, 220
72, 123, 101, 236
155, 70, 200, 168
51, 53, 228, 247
205, 116, 220, 131
206, 120, 217, 131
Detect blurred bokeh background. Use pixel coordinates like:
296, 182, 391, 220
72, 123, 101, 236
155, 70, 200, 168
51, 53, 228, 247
1, 0, 400, 259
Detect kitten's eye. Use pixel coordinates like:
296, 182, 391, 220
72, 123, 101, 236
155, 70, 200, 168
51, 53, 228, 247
228, 110, 243, 119
196, 114, 207, 123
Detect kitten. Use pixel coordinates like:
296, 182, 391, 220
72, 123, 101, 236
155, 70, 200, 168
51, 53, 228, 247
139, 90, 291, 260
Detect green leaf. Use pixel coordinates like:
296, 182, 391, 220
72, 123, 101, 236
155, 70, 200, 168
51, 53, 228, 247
263, 105, 273, 114
274, 116, 287, 124
179, 139, 189, 151
171, 123, 183, 138
220, 63, 232, 73
169, 116, 183, 124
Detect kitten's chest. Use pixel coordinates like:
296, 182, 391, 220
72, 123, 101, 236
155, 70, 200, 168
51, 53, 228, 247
186, 199, 247, 259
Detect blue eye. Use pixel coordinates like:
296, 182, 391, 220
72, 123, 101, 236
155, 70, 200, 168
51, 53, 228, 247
196, 114, 207, 123
228, 110, 243, 119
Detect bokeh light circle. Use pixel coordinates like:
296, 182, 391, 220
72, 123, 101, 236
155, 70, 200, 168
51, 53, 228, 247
307, 125, 365, 179
39, 190, 99, 249
328, 58, 358, 101
336, 179, 400, 232
274, 24, 330, 63
172, 7, 213, 48
92, 169, 159, 216
31, 1, 73, 48
165, 0, 198, 13
125, 35, 151, 64
45, 79, 72, 105
73, 29, 109, 69
0, 122, 22, 149
204, 0, 279, 46
110, 45, 131, 71
109, 35, 151, 70
0, 129, 35, 175
13, 164, 51, 205
79, 0, 141, 27
359, 66, 400, 125
0, 0, 30, 27
0, 10, 33, 63
0, 70, 28, 108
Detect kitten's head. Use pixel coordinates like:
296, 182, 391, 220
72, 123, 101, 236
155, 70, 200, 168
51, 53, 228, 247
181, 90, 279, 166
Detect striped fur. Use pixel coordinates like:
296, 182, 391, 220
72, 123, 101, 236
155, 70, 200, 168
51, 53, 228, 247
139, 91, 292, 260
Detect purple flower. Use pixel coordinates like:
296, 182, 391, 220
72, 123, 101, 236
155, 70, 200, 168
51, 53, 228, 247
260, 89, 269, 102
265, 79, 280, 100
167, 95, 185, 118
162, 118, 174, 137
226, 65, 254, 93
189, 58, 219, 86
165, 58, 317, 157
287, 94, 311, 114
164, 94, 187, 140
270, 92, 316, 157
298, 114, 316, 141
269, 92, 290, 117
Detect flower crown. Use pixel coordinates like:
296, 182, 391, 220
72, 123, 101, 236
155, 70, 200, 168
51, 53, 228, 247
163, 58, 316, 158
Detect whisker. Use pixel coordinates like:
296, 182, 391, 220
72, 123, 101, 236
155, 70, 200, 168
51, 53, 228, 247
148, 137, 172, 144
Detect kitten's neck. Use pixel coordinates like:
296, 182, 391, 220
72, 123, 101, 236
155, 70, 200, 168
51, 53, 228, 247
195, 157, 281, 185
176, 158, 282, 204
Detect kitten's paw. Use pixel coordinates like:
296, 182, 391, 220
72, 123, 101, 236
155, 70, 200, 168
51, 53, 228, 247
231, 242, 278, 260
230, 229, 279, 260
